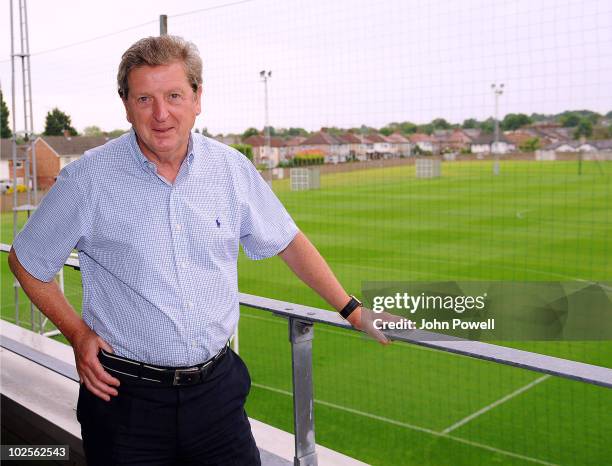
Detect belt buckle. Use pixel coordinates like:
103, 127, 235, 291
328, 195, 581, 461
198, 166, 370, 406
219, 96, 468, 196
173, 367, 201, 386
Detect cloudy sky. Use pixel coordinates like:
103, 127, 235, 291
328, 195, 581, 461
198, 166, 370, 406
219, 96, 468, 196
1, 0, 611, 135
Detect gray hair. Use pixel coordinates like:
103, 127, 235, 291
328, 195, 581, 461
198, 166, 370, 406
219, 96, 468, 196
117, 35, 203, 99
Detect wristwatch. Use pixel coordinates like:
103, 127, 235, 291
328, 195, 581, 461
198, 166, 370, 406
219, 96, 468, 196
340, 295, 362, 320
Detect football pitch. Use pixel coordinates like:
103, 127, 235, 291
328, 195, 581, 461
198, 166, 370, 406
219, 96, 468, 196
1, 159, 611, 465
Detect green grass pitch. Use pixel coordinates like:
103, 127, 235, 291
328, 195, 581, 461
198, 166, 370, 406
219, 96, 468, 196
1, 160, 611, 465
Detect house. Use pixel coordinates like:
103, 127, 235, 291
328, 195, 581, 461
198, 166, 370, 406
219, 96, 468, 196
1, 135, 119, 190
299, 131, 347, 164
385, 132, 412, 157
470, 133, 515, 154
42, 135, 115, 171
409, 133, 435, 153
242, 134, 285, 166
525, 123, 572, 145
335, 133, 365, 161
542, 141, 580, 152
0, 139, 28, 183
281, 136, 307, 161
504, 130, 546, 151
364, 133, 393, 159
434, 128, 472, 152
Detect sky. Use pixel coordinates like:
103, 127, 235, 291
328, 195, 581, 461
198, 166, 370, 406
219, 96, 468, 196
1, 0, 611, 135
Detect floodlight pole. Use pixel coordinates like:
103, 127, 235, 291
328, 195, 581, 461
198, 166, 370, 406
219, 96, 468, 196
159, 15, 168, 35
260, 70, 272, 184
491, 83, 504, 176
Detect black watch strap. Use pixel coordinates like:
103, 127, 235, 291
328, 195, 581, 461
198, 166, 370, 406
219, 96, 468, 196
340, 295, 362, 320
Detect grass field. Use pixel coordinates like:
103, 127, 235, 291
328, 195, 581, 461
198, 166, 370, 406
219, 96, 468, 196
1, 159, 611, 465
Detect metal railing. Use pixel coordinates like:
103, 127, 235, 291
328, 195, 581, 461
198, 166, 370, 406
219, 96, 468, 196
2, 243, 612, 466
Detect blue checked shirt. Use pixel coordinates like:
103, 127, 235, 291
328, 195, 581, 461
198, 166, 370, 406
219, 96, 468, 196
13, 130, 298, 366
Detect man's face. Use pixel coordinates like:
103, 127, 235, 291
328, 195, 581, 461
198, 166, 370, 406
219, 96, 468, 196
123, 61, 202, 161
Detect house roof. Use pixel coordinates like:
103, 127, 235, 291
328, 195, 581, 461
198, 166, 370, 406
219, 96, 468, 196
504, 131, 534, 147
409, 133, 433, 143
0, 139, 28, 160
385, 132, 410, 143
285, 136, 307, 147
462, 128, 481, 139
301, 132, 342, 146
365, 133, 390, 143
446, 129, 472, 143
41, 135, 116, 156
543, 139, 612, 151
543, 141, 580, 150
336, 133, 362, 144
592, 139, 612, 150
470, 133, 511, 145
242, 135, 285, 147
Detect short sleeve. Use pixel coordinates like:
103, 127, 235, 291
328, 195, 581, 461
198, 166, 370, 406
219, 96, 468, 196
12, 168, 88, 282
236, 156, 299, 260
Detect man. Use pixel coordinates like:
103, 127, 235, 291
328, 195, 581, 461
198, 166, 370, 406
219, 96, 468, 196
8, 35, 386, 465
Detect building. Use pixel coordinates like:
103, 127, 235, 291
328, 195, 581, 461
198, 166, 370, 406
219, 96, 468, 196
242, 134, 285, 166
299, 131, 347, 164
409, 133, 435, 153
364, 133, 394, 159
1, 135, 116, 190
470, 133, 515, 154
385, 132, 412, 157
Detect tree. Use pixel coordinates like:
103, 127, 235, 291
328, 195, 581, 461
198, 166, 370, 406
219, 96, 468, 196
201, 127, 212, 137
398, 121, 417, 134
431, 118, 451, 130
501, 113, 532, 131
44, 107, 77, 136
0, 90, 11, 138
573, 118, 593, 139
559, 112, 581, 127
462, 118, 479, 129
107, 129, 127, 138
417, 123, 434, 135
242, 127, 259, 140
286, 127, 309, 137
519, 137, 541, 152
479, 118, 495, 134
230, 143, 253, 161
379, 126, 394, 136
83, 125, 103, 136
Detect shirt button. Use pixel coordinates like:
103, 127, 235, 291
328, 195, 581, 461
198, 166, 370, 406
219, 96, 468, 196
181, 262, 188, 269
175, 224, 182, 231
187, 301, 194, 310
192, 341, 197, 348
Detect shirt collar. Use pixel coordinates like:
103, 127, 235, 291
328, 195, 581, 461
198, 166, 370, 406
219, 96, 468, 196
129, 128, 196, 173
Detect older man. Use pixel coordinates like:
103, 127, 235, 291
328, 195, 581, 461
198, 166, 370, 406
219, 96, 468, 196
8, 35, 385, 465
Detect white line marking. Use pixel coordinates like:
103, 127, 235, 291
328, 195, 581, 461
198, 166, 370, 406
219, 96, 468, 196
252, 381, 558, 466
441, 375, 550, 434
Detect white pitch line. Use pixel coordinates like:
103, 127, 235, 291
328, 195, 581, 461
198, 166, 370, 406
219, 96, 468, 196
252, 381, 558, 466
441, 375, 550, 435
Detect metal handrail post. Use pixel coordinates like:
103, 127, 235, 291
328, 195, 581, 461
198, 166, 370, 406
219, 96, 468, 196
289, 318, 318, 466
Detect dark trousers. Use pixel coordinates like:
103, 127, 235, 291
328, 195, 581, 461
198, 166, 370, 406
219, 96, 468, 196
76, 349, 261, 466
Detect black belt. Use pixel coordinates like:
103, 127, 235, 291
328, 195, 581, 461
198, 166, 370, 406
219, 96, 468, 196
98, 344, 229, 387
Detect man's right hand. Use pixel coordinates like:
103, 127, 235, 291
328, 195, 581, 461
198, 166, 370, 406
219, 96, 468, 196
71, 326, 120, 401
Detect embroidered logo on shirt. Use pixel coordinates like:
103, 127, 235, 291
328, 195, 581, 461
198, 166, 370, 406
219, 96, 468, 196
216, 218, 221, 228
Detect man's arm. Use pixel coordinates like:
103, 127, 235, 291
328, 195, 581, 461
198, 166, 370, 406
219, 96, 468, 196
278, 231, 389, 344
8, 248, 120, 400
